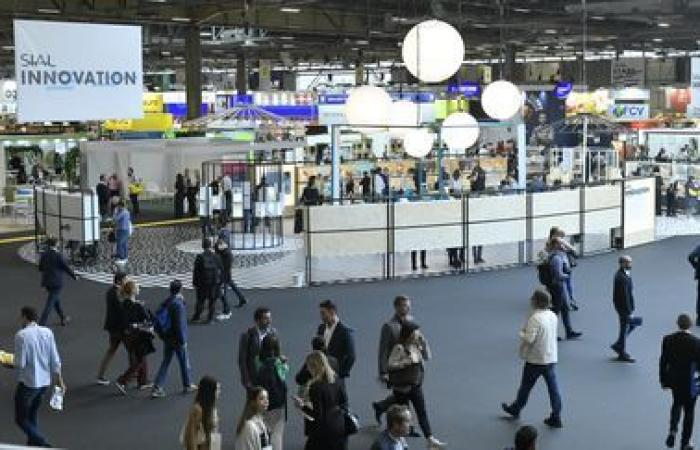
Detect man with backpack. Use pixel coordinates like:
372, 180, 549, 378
191, 238, 224, 324
151, 280, 197, 398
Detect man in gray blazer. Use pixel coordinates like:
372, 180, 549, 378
238, 307, 277, 389
373, 295, 413, 423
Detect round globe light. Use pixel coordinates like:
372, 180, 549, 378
344, 86, 392, 133
403, 128, 434, 158
442, 112, 480, 153
388, 100, 420, 137
482, 80, 523, 121
402, 20, 465, 83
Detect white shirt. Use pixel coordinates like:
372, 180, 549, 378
323, 318, 338, 349
374, 174, 386, 193
519, 309, 558, 365
222, 175, 233, 192
14, 323, 62, 388
235, 415, 271, 450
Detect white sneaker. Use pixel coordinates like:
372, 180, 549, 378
216, 313, 232, 321
427, 436, 446, 449
96, 377, 110, 386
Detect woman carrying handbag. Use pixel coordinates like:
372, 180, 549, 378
387, 321, 445, 450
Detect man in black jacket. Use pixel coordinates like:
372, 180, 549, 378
214, 237, 247, 319
688, 243, 700, 326
96, 272, 126, 384
317, 300, 355, 389
238, 307, 277, 389
38, 237, 77, 326
660, 314, 700, 450
611, 255, 641, 363
295, 336, 339, 387
96, 174, 109, 220
191, 238, 223, 324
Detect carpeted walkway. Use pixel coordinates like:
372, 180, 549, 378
0, 235, 699, 450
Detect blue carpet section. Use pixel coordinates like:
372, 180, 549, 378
0, 235, 699, 449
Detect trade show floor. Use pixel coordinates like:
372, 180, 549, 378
1, 235, 700, 449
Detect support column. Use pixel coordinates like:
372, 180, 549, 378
185, 25, 202, 120
236, 53, 247, 94
516, 122, 526, 189
504, 44, 516, 80
331, 125, 341, 204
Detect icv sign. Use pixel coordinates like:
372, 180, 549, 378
609, 103, 649, 121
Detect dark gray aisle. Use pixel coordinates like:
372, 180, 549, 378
1, 236, 699, 450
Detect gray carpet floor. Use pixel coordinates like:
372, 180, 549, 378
1, 235, 699, 450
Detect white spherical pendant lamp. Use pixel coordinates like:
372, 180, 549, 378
388, 100, 420, 137
402, 20, 465, 83
344, 86, 392, 133
481, 80, 523, 121
403, 129, 434, 158
442, 112, 480, 153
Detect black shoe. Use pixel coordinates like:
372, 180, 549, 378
544, 416, 563, 428
407, 426, 421, 438
557, 337, 563, 342
501, 403, 519, 419
569, 302, 579, 311
696, 317, 700, 327
610, 343, 622, 354
60, 316, 71, 327
566, 331, 582, 340
421, 264, 429, 270
617, 354, 636, 363
372, 402, 382, 425
236, 298, 248, 308
666, 433, 676, 448
682, 444, 694, 450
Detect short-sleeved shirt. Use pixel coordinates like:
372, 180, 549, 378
370, 430, 408, 450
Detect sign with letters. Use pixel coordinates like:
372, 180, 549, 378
612, 58, 645, 87
608, 103, 649, 121
14, 20, 143, 122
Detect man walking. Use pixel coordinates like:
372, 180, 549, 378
660, 313, 700, 450
152, 280, 197, 397
611, 256, 641, 362
688, 243, 700, 326
191, 238, 223, 324
13, 306, 66, 447
238, 307, 277, 389
214, 237, 247, 317
317, 300, 356, 390
38, 237, 77, 326
502, 289, 563, 428
548, 238, 581, 340
373, 295, 412, 423
96, 272, 126, 384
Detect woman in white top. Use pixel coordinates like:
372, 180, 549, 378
235, 387, 271, 450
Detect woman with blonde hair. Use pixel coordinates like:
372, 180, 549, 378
293, 351, 347, 450
235, 386, 271, 450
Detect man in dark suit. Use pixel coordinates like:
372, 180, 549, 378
317, 300, 355, 389
688, 244, 700, 326
611, 255, 641, 363
238, 307, 277, 389
660, 314, 700, 450
38, 237, 77, 326
295, 336, 339, 387
96, 174, 110, 219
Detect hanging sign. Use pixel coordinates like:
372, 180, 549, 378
611, 58, 645, 87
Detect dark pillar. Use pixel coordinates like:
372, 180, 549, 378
236, 53, 247, 94
185, 25, 202, 120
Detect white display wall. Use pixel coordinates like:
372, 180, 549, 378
35, 187, 99, 243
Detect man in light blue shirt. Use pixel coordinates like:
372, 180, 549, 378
371, 404, 411, 450
13, 306, 65, 447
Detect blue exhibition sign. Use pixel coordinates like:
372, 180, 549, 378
447, 81, 481, 98
553, 81, 573, 99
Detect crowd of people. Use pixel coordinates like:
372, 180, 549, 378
8, 223, 700, 450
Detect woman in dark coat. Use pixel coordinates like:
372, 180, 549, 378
293, 351, 347, 450
175, 173, 186, 218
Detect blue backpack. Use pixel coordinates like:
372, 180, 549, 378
153, 299, 174, 339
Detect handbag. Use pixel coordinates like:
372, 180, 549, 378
343, 409, 360, 436
107, 230, 116, 243
388, 363, 423, 388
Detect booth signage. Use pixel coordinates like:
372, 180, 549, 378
609, 103, 649, 121
14, 20, 143, 122
446, 81, 481, 98
690, 58, 700, 118
553, 81, 573, 99
611, 58, 645, 87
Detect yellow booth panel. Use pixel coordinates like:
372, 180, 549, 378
104, 113, 173, 132
142, 93, 164, 113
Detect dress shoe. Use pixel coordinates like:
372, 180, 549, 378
236, 298, 248, 308
617, 354, 636, 363
544, 416, 563, 428
566, 331, 582, 340
610, 343, 622, 354
372, 402, 382, 424
421, 264, 429, 270
501, 402, 519, 419
682, 444, 694, 450
60, 316, 71, 326
666, 432, 676, 448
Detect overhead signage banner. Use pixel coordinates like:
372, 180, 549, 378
611, 58, 645, 87
690, 58, 700, 118
14, 20, 143, 122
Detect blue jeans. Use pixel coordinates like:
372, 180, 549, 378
613, 315, 641, 354
115, 230, 129, 260
154, 343, 192, 389
14, 383, 49, 447
39, 288, 64, 326
511, 363, 562, 419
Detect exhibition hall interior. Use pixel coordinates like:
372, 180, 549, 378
3, 0, 700, 449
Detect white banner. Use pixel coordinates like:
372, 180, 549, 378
14, 20, 143, 122
690, 58, 700, 118
611, 58, 645, 87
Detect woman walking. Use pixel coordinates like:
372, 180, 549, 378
387, 321, 445, 449
235, 387, 271, 450
115, 280, 155, 395
293, 351, 347, 450
256, 335, 288, 450
182, 375, 220, 450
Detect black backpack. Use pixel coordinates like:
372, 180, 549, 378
257, 358, 287, 410
199, 252, 221, 285
537, 255, 554, 287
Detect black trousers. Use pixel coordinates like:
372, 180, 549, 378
696, 280, 700, 321
411, 250, 427, 270
193, 285, 219, 321
472, 245, 483, 262
670, 390, 697, 447
393, 385, 432, 438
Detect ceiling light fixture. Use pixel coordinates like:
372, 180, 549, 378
200, 31, 212, 37
513, 8, 530, 13
544, 29, 557, 34
171, 17, 191, 22
653, 38, 663, 42
658, 22, 670, 28
279, 36, 295, 40
2, 45, 14, 50
37, 8, 61, 14
280, 7, 301, 13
